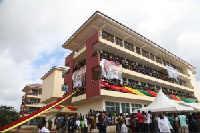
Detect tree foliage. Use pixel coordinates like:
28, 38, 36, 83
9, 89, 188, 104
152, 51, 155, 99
0, 105, 19, 127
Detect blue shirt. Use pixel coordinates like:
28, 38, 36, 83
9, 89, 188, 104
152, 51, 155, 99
178, 115, 187, 126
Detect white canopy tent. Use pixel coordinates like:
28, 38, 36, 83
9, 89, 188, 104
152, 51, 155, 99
179, 102, 200, 111
134, 90, 194, 112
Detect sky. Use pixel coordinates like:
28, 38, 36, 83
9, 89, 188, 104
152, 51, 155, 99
0, 0, 200, 111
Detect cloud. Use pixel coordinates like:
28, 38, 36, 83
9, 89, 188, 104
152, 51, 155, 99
0, 0, 200, 111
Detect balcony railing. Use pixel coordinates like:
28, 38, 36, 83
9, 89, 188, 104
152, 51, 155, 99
27, 92, 41, 96
26, 101, 40, 105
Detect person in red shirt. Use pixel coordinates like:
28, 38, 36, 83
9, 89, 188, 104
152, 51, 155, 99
136, 110, 144, 132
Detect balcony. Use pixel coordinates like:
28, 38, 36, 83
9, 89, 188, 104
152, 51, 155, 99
25, 101, 44, 108
98, 57, 192, 94
98, 31, 190, 78
26, 92, 41, 99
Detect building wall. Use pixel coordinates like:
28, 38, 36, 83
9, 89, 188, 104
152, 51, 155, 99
41, 69, 65, 102
188, 69, 199, 100
53, 70, 65, 98
41, 71, 56, 102
77, 99, 104, 115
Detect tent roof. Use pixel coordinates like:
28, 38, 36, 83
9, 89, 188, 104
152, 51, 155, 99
135, 90, 194, 112
179, 102, 200, 111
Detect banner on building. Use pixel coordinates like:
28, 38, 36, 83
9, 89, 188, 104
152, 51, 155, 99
102, 59, 122, 82
72, 66, 86, 88
166, 65, 179, 82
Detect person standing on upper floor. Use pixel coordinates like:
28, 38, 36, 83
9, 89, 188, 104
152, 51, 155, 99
136, 110, 144, 132
178, 112, 188, 133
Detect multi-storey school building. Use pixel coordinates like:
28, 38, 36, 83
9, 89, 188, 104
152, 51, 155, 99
62, 11, 199, 115
20, 84, 46, 129
19, 67, 77, 130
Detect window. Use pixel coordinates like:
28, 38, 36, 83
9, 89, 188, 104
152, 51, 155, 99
176, 67, 183, 74
116, 37, 123, 47
123, 78, 127, 85
121, 103, 130, 113
61, 85, 68, 92
128, 79, 138, 85
142, 50, 149, 58
162, 60, 166, 66
141, 82, 146, 87
105, 101, 120, 114
150, 53, 155, 61
156, 57, 162, 64
155, 86, 160, 92
136, 47, 141, 55
62, 72, 66, 78
102, 31, 114, 43
144, 104, 148, 107
131, 104, 142, 112
147, 84, 155, 89
124, 41, 134, 51
162, 87, 168, 93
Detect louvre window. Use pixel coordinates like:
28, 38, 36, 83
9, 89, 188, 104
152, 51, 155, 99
116, 37, 123, 47
124, 41, 134, 51
156, 57, 162, 64
61, 85, 68, 92
150, 54, 155, 61
102, 31, 114, 43
136, 47, 141, 55
62, 72, 66, 78
142, 50, 149, 58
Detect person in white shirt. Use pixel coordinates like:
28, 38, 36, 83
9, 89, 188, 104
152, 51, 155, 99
75, 118, 81, 132
126, 114, 130, 132
146, 111, 152, 132
38, 123, 50, 133
84, 116, 88, 132
121, 120, 128, 133
158, 114, 172, 132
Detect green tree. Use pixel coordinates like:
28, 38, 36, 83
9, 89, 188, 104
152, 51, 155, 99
0, 105, 19, 127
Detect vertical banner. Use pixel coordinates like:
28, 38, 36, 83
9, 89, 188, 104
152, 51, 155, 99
166, 65, 179, 82
102, 59, 122, 82
72, 66, 86, 87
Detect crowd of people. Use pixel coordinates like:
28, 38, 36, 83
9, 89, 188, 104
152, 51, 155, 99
37, 109, 200, 133
95, 50, 186, 87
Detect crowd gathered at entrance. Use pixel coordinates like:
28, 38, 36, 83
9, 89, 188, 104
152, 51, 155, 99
38, 109, 200, 133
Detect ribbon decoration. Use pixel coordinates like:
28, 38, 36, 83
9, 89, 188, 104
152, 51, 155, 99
55, 105, 77, 111
100, 81, 197, 103
0, 91, 76, 133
